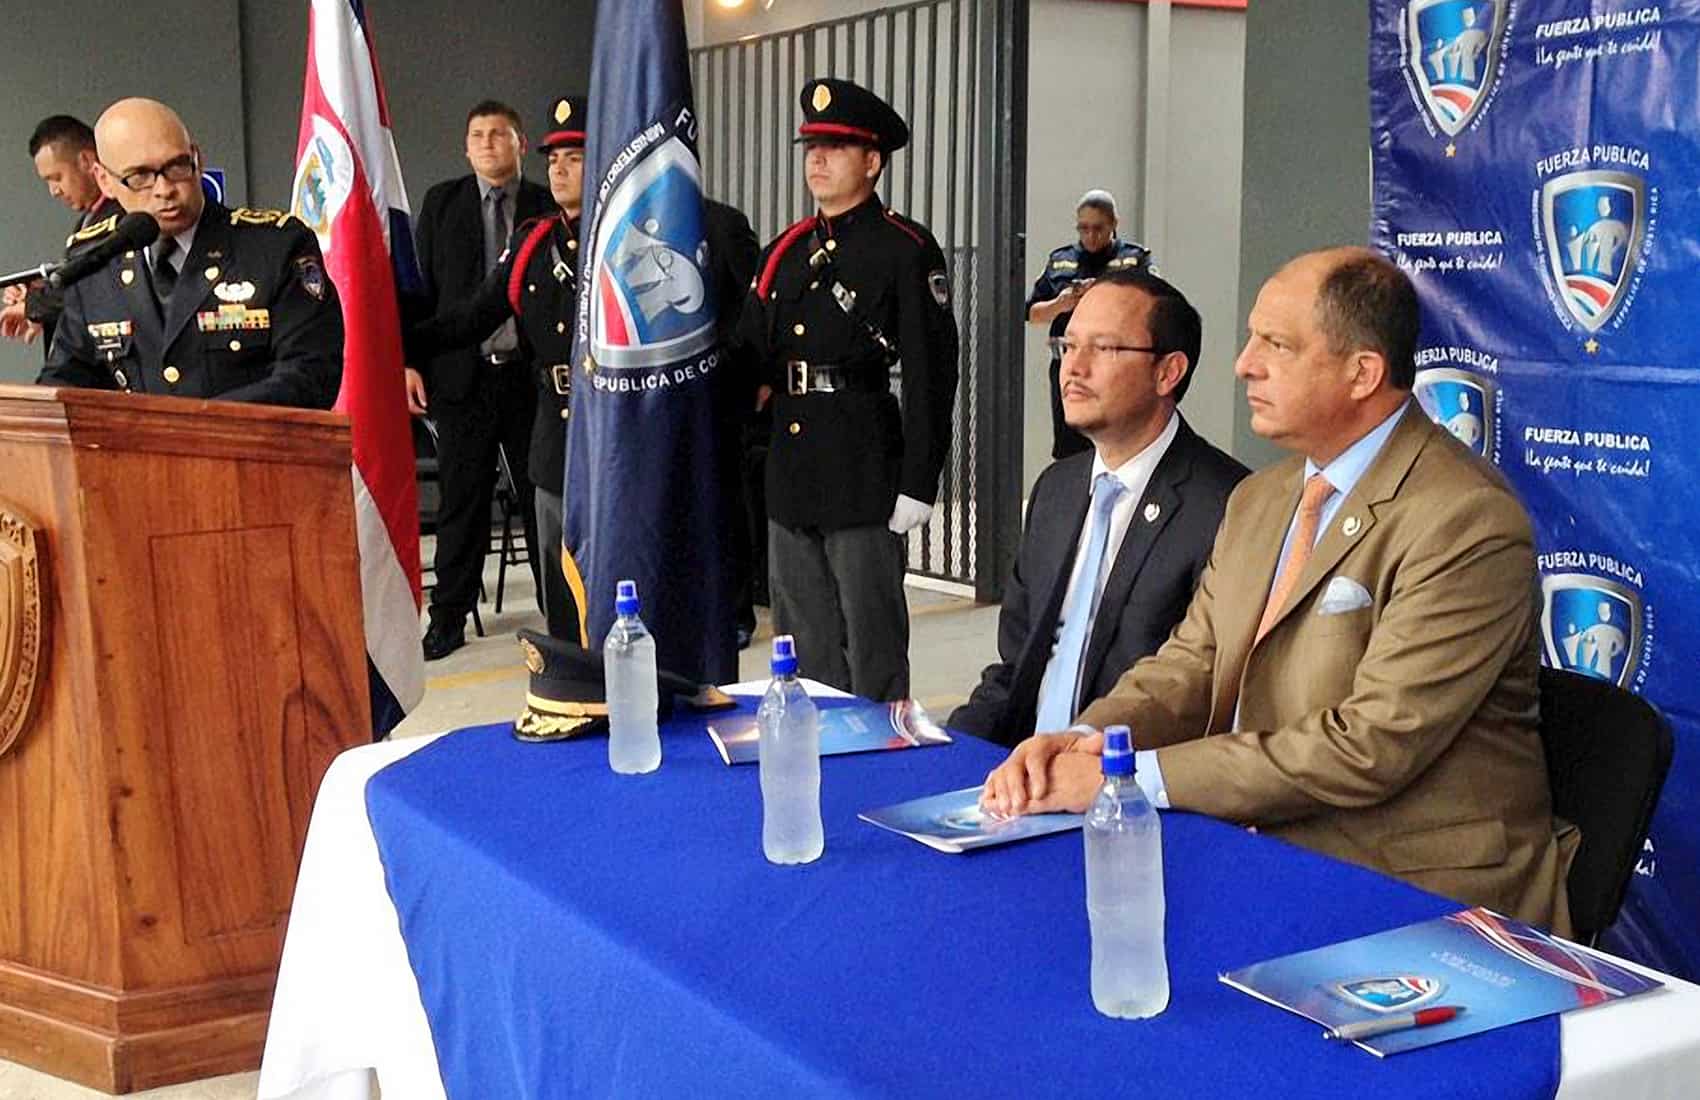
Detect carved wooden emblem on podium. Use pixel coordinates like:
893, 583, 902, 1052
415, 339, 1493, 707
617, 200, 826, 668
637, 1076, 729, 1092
0, 504, 44, 757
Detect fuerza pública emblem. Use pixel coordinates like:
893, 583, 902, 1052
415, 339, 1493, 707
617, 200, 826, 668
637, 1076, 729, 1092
587, 131, 717, 372
1331, 975, 1445, 1013
1542, 572, 1644, 688
1538, 170, 1647, 333
1414, 367, 1497, 460
1405, 0, 1507, 136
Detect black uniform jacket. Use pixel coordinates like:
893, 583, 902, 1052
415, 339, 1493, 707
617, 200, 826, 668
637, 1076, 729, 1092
738, 194, 960, 531
406, 211, 579, 489
411, 174, 552, 405
1026, 238, 1154, 343
949, 416, 1248, 746
24, 196, 126, 362
39, 201, 343, 409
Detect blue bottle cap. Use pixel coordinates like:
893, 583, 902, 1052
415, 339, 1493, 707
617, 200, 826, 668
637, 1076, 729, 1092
614, 579, 639, 616
771, 633, 799, 675
1102, 725, 1134, 776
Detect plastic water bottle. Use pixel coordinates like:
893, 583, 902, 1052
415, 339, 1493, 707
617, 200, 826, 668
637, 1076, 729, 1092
1084, 725, 1169, 1019
758, 635, 823, 864
604, 579, 660, 774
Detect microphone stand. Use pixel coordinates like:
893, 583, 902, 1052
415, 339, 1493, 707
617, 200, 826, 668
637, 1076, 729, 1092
0, 262, 60, 292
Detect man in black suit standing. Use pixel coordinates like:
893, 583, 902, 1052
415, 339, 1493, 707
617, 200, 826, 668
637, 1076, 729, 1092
950, 270, 1246, 746
406, 100, 554, 660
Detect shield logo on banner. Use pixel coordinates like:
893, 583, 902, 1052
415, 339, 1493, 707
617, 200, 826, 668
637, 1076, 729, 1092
1540, 171, 1647, 333
1413, 368, 1496, 459
589, 134, 717, 371
1542, 573, 1643, 687
1405, 0, 1506, 136
1332, 976, 1444, 1013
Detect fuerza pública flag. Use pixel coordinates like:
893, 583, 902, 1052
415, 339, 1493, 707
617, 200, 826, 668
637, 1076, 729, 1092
564, 0, 736, 685
292, 0, 426, 734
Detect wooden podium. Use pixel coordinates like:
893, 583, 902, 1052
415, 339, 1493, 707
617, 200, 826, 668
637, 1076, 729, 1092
0, 384, 371, 1093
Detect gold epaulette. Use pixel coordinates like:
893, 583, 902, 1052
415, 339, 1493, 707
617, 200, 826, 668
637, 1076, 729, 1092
229, 207, 298, 228
65, 214, 120, 249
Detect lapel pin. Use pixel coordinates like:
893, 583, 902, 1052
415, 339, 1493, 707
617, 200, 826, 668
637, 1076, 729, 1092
205, 266, 220, 282
1343, 516, 1362, 537
120, 269, 135, 286
1143, 502, 1161, 523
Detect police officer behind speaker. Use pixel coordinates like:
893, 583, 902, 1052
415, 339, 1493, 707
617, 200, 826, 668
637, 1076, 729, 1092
1, 115, 124, 355
39, 98, 342, 408
406, 94, 589, 641
739, 78, 960, 702
1027, 190, 1153, 459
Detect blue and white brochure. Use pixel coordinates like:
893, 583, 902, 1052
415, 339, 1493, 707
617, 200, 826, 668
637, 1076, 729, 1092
707, 700, 951, 766
1220, 906, 1663, 1055
859, 786, 1083, 853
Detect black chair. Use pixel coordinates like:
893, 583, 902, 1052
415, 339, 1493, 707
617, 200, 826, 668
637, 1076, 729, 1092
1538, 667, 1673, 943
416, 418, 484, 637
489, 443, 531, 615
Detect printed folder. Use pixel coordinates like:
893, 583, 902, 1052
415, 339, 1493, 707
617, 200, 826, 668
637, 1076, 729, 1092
706, 699, 951, 766
1220, 906, 1662, 1055
859, 786, 1083, 853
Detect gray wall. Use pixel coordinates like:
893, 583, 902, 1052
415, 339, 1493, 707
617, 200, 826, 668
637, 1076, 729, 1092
0, 0, 594, 385
689, 0, 1247, 490
1233, 0, 1372, 468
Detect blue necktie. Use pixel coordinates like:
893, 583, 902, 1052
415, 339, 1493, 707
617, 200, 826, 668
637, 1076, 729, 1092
1035, 473, 1126, 731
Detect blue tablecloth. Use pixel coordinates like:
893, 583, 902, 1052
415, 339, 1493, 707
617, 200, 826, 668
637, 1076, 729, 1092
367, 702, 1561, 1099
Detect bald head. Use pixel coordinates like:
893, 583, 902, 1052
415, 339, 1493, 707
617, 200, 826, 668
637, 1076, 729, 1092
93, 98, 204, 236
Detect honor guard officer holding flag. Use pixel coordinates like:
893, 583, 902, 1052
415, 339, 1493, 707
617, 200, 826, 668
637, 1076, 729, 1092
39, 98, 342, 409
406, 94, 588, 640
740, 78, 960, 701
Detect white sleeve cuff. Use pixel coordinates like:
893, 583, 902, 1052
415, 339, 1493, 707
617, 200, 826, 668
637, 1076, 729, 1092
1134, 750, 1168, 809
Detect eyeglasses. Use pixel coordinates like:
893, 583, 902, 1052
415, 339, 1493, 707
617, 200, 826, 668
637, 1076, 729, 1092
1048, 337, 1166, 361
105, 152, 198, 193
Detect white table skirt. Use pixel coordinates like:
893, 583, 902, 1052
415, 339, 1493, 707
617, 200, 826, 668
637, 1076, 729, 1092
258, 685, 1700, 1100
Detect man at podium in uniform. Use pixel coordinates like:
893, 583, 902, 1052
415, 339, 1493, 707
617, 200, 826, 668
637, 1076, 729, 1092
38, 98, 343, 409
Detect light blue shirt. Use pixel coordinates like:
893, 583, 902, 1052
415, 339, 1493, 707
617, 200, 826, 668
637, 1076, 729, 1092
1126, 401, 1412, 808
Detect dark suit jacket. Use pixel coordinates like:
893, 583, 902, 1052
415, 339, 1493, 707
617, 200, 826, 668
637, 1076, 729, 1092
950, 415, 1247, 746
411, 173, 551, 404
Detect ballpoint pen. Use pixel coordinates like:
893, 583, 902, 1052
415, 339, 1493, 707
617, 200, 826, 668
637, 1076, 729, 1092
1325, 1005, 1465, 1041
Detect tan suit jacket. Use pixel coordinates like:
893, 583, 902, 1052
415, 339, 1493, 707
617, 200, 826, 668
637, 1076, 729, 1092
1077, 405, 1578, 933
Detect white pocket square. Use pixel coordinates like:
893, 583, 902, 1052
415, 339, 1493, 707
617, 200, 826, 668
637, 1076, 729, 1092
1316, 577, 1372, 615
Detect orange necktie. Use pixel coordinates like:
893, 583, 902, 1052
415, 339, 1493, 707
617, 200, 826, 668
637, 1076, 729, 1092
1254, 473, 1336, 644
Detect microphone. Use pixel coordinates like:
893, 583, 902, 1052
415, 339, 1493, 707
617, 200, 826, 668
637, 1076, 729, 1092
47, 212, 161, 291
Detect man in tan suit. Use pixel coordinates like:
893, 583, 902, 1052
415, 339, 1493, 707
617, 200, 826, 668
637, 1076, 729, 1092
982, 246, 1578, 933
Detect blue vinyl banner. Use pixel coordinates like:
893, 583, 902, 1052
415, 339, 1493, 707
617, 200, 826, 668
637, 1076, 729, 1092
1371, 0, 1698, 978
564, 0, 735, 683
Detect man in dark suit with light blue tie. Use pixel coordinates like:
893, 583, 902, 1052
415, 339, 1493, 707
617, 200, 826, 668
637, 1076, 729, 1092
949, 270, 1246, 746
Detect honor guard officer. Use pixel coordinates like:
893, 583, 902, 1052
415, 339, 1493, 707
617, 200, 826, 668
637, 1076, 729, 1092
39, 98, 342, 409
1027, 189, 1153, 458
406, 94, 589, 640
739, 78, 960, 702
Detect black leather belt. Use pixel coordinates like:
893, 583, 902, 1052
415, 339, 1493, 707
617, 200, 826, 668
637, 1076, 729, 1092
785, 360, 887, 396
546, 364, 571, 396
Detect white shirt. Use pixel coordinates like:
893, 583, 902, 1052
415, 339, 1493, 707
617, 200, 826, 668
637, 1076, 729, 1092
1034, 411, 1179, 720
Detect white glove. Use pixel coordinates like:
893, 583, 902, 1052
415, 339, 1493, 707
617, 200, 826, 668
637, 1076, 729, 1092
887, 494, 935, 535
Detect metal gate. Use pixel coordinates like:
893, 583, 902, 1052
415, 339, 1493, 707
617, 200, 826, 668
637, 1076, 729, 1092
691, 0, 1027, 600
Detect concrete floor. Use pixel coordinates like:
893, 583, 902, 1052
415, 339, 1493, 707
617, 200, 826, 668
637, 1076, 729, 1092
1, 549, 1001, 1099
